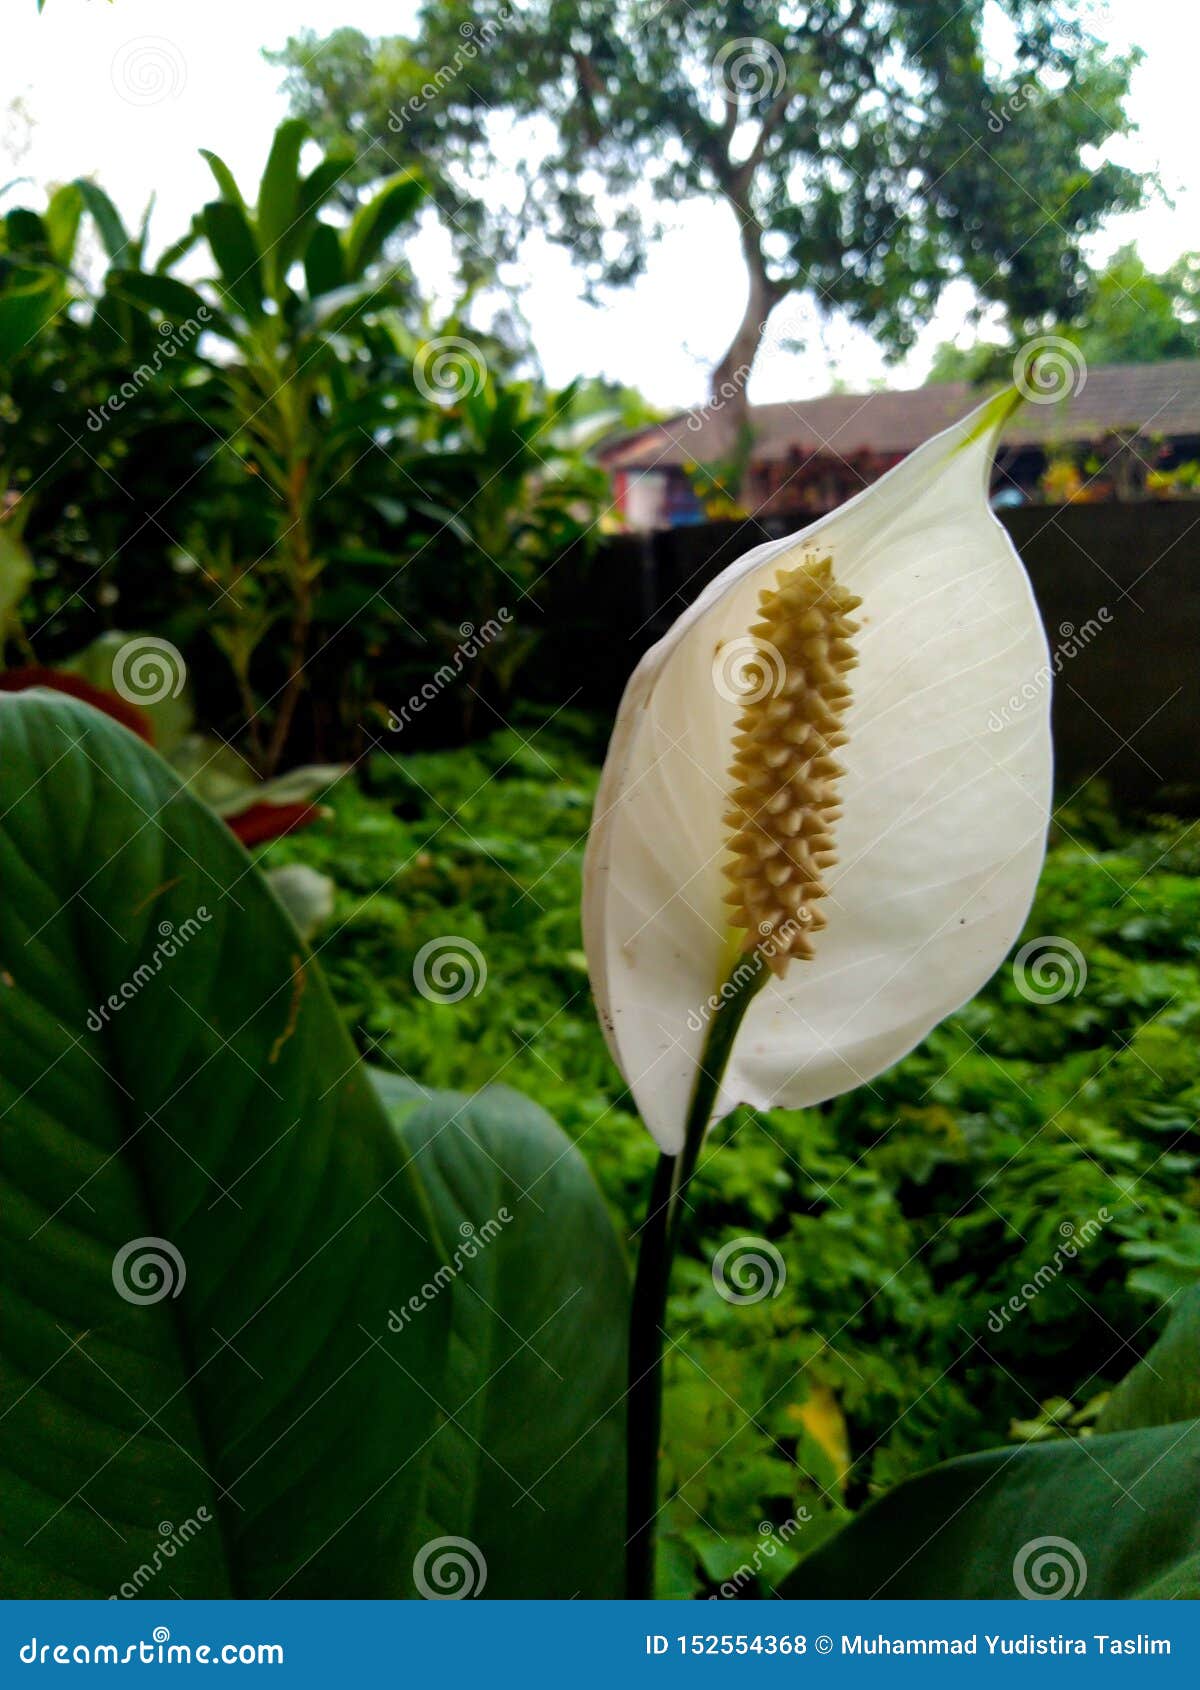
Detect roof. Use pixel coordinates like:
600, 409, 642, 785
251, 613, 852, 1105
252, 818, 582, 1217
600, 360, 1200, 471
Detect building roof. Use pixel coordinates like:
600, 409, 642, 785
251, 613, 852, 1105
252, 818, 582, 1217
600, 360, 1200, 471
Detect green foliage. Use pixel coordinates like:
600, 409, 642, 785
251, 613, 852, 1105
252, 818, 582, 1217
0, 692, 626, 1598
928, 244, 1200, 383
783, 1289, 1200, 1598
0, 121, 609, 773
262, 721, 1200, 1597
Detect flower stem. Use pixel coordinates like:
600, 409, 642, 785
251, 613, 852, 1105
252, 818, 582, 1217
625, 948, 769, 1598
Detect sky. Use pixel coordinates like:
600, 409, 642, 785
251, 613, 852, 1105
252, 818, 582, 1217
3, 0, 1195, 408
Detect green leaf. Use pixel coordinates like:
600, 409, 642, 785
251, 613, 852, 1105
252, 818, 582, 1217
298, 276, 391, 334
256, 118, 307, 296
780, 1418, 1200, 1599
199, 147, 246, 209
344, 171, 423, 280
1097, 1287, 1200, 1434
62, 629, 195, 755
296, 152, 354, 224
0, 694, 630, 1599
44, 183, 83, 268
5, 208, 48, 256
74, 180, 130, 265
280, 152, 353, 282
0, 525, 33, 637
202, 200, 264, 320
303, 222, 345, 299
373, 1076, 629, 1598
0, 692, 447, 1597
0, 272, 60, 361
155, 218, 203, 276
109, 271, 212, 331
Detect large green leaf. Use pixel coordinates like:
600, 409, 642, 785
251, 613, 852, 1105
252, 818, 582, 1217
373, 1074, 628, 1598
0, 692, 448, 1597
0, 693, 628, 1598
256, 119, 307, 297
781, 1294, 1200, 1600
202, 200, 263, 320
782, 1422, 1200, 1599
74, 180, 130, 266
1097, 1288, 1200, 1435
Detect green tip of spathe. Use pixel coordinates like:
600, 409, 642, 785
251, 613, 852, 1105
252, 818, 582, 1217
959, 384, 1025, 452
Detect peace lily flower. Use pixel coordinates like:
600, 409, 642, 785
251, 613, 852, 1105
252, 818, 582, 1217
584, 389, 1052, 1156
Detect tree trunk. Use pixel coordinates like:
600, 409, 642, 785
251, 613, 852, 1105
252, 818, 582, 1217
708, 201, 783, 492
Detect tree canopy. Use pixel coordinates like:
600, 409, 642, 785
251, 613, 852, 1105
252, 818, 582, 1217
272, 2, 1144, 436
927, 245, 1200, 382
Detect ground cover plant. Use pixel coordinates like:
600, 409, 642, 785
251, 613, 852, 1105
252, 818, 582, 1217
258, 709, 1200, 1597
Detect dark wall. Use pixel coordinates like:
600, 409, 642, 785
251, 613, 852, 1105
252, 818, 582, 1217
535, 506, 1199, 804
1004, 505, 1199, 804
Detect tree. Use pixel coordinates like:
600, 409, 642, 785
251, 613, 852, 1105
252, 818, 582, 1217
272, 2, 1143, 442
927, 245, 1200, 382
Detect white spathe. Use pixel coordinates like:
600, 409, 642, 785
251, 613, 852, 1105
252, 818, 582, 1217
583, 391, 1053, 1153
